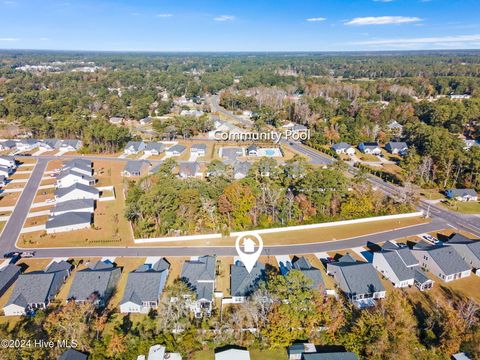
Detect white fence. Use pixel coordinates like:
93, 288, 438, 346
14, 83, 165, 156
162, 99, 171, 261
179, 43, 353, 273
134, 211, 424, 244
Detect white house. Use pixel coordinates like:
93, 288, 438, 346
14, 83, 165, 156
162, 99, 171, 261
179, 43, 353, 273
124, 141, 146, 155
144, 142, 165, 156
0, 166, 12, 177
215, 348, 251, 360
56, 170, 95, 188
332, 142, 355, 155
55, 183, 100, 203
358, 142, 382, 155
39, 139, 62, 151
412, 244, 472, 282
165, 144, 186, 157
385, 142, 408, 156
46, 212, 92, 234
0, 156, 16, 169
62, 159, 93, 177
190, 143, 207, 157
50, 199, 95, 216
60, 140, 83, 152
16, 139, 40, 152
445, 189, 478, 202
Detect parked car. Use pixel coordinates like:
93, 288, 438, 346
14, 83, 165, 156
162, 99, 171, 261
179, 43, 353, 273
420, 234, 440, 245
3, 252, 20, 258
20, 251, 35, 258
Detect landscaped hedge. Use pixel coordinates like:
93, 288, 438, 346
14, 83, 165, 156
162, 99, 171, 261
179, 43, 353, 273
306, 142, 340, 159
354, 163, 404, 186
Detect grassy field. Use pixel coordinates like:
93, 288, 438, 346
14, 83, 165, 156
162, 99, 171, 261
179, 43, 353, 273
441, 201, 480, 214
419, 188, 445, 201
137, 216, 429, 247
193, 348, 287, 360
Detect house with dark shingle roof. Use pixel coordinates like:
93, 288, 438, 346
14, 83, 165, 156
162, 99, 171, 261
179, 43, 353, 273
385, 141, 408, 156
412, 244, 471, 282
326, 254, 385, 307
181, 255, 216, 317
447, 233, 480, 271
373, 241, 433, 290
122, 160, 151, 177
230, 261, 265, 303
3, 261, 71, 316
59, 349, 88, 360
119, 258, 170, 314
67, 260, 121, 307
445, 189, 478, 202
292, 257, 326, 291
46, 212, 92, 234
301, 352, 359, 360
358, 142, 381, 155
165, 144, 187, 157
0, 264, 20, 298
144, 142, 165, 156
0, 140, 17, 151
246, 144, 258, 156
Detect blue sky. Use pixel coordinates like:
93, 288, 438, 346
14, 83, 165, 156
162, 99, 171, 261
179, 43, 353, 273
1, 0, 479, 51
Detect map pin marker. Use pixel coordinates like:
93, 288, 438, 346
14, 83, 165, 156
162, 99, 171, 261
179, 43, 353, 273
235, 232, 263, 273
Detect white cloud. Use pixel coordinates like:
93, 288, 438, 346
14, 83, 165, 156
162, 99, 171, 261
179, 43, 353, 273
305, 17, 326, 22
214, 15, 235, 22
345, 16, 422, 25
354, 34, 480, 46
156, 13, 173, 18
0, 38, 19, 41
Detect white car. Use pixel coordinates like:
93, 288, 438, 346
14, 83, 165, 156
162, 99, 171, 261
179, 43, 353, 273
420, 234, 439, 245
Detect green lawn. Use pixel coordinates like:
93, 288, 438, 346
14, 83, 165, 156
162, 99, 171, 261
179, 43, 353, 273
419, 189, 446, 201
442, 201, 480, 214
194, 348, 286, 360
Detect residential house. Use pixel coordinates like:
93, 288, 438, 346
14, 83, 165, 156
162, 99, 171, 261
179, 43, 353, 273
46, 212, 92, 234
138, 345, 182, 360
447, 233, 480, 271
0, 140, 17, 151
144, 142, 165, 156
291, 257, 325, 290
56, 169, 95, 188
233, 161, 252, 180
301, 352, 358, 360
59, 349, 88, 360
55, 183, 100, 203
122, 160, 151, 177
326, 254, 386, 307
191, 143, 207, 157
463, 139, 479, 150
332, 142, 355, 155
0, 155, 16, 169
50, 199, 95, 216
0, 264, 21, 297
288, 343, 358, 360
3, 261, 71, 316
373, 241, 433, 290
287, 343, 317, 360
165, 144, 186, 157
60, 139, 83, 152
39, 139, 62, 151
385, 142, 408, 156
67, 260, 121, 307
0, 166, 12, 177
181, 255, 216, 317
246, 144, 258, 156
0, 175, 6, 187
62, 159, 93, 176
221, 147, 244, 162
139, 116, 153, 125
208, 118, 246, 139
387, 120, 404, 135
230, 261, 266, 303
124, 141, 146, 155
16, 139, 39, 152
109, 117, 124, 125
412, 243, 471, 282
119, 258, 170, 314
215, 348, 250, 360
358, 142, 382, 155
178, 162, 201, 178
180, 109, 203, 117
445, 189, 478, 202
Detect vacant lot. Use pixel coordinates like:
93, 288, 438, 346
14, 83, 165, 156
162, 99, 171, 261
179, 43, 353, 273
0, 191, 21, 207
194, 349, 286, 360
441, 201, 480, 214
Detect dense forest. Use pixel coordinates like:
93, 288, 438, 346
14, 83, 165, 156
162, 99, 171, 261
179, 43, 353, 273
0, 269, 478, 360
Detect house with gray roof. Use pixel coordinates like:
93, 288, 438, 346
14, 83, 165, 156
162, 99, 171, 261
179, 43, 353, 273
62, 159, 92, 176
109, 116, 124, 125
124, 141, 146, 155
246, 144, 258, 156
144, 142, 165, 156
0, 155, 16, 169
332, 142, 354, 155
56, 169, 95, 188
0, 140, 17, 151
230, 261, 266, 303
447, 233, 480, 271
385, 141, 408, 156
0, 264, 20, 298
412, 244, 471, 282
233, 161, 252, 180
46, 212, 92, 234
326, 254, 385, 308
165, 144, 186, 157
358, 142, 381, 155
445, 189, 478, 202
119, 258, 170, 314
178, 162, 201, 178
59, 349, 88, 360
122, 160, 151, 177
215, 347, 251, 360
51, 198, 95, 217
16, 139, 40, 152
0, 165, 11, 177
387, 120, 403, 135
3, 261, 71, 316
373, 241, 433, 290
220, 147, 244, 161
60, 139, 83, 151
139, 116, 153, 125
191, 143, 207, 156
181, 255, 216, 317
55, 183, 99, 203
292, 257, 326, 291
39, 139, 62, 150
67, 260, 121, 307
301, 352, 358, 360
